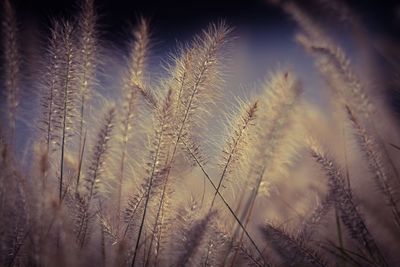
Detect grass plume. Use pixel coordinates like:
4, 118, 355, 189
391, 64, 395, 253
309, 142, 388, 267
75, 0, 99, 190
116, 17, 150, 234
0, 2, 400, 267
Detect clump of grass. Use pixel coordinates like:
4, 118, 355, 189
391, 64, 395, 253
309, 141, 388, 267
228, 70, 301, 265
1, 0, 400, 266
345, 106, 400, 227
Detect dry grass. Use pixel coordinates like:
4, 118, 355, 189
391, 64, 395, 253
1, 0, 400, 266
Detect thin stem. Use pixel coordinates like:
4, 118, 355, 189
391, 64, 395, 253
59, 24, 74, 203
77, 93, 86, 183
230, 165, 266, 267
210, 124, 245, 209
210, 100, 258, 210
131, 116, 167, 267
76, 130, 87, 193
334, 206, 346, 267
59, 57, 71, 203
182, 139, 269, 266
122, 194, 145, 241
116, 144, 126, 233
341, 117, 351, 191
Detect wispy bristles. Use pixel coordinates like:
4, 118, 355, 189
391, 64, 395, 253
261, 223, 328, 267
52, 21, 80, 201
77, 0, 98, 99
346, 106, 400, 227
296, 34, 373, 119
52, 21, 79, 142
131, 88, 175, 266
120, 17, 150, 145
76, 0, 99, 181
39, 21, 62, 153
173, 22, 232, 141
116, 17, 150, 234
126, 17, 149, 89
231, 71, 301, 250
146, 23, 233, 264
84, 107, 115, 201
121, 188, 146, 241
309, 142, 387, 266
175, 211, 217, 266
278, 1, 374, 120
76, 106, 115, 247
121, 17, 154, 109
297, 193, 333, 241
212, 100, 258, 207
249, 70, 301, 187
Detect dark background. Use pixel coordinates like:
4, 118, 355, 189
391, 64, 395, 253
10, 0, 400, 39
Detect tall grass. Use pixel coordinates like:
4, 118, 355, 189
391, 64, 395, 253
1, 0, 400, 266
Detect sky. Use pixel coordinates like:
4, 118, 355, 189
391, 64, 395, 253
11, 0, 400, 37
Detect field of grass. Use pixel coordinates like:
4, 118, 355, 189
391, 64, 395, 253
1, 0, 400, 266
